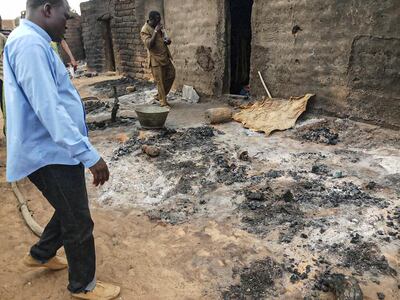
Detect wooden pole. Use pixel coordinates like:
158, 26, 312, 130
111, 86, 120, 123
258, 71, 272, 99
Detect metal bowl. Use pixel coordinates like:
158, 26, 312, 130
135, 105, 170, 129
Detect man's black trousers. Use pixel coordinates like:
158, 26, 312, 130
28, 164, 95, 293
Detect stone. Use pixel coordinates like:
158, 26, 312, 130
126, 85, 136, 93
282, 190, 294, 202
333, 171, 343, 178
238, 151, 249, 161
142, 145, 160, 157
182, 85, 200, 103
377, 292, 385, 300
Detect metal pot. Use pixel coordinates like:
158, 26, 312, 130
135, 105, 170, 129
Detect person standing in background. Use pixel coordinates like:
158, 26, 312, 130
141, 11, 175, 108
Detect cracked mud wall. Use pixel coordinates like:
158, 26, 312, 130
251, 0, 400, 127
164, 0, 227, 96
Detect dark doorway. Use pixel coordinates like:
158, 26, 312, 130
101, 20, 116, 72
229, 0, 253, 95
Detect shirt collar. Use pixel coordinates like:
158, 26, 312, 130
145, 21, 155, 32
21, 19, 52, 43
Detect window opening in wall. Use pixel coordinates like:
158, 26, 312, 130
229, 0, 253, 95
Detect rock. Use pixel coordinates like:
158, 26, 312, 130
282, 190, 294, 202
377, 292, 385, 300
366, 181, 377, 190
350, 233, 362, 244
238, 151, 250, 161
290, 274, 300, 283
371, 279, 380, 285
182, 85, 200, 103
333, 171, 343, 178
300, 233, 308, 239
311, 164, 329, 175
300, 272, 308, 280
266, 170, 283, 178
126, 85, 136, 93
142, 145, 160, 157
245, 190, 264, 201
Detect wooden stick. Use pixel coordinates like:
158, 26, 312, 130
12, 182, 43, 237
111, 86, 120, 123
258, 71, 272, 99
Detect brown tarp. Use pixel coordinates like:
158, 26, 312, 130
233, 94, 315, 135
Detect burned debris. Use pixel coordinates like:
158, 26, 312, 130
81, 75, 399, 296
223, 258, 284, 299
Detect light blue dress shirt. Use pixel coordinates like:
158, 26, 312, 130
3, 20, 100, 182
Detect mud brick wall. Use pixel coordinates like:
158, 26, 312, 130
61, 13, 85, 64
251, 0, 400, 127
113, 0, 138, 77
81, 0, 115, 72
164, 0, 227, 95
80, 0, 151, 79
114, 0, 154, 80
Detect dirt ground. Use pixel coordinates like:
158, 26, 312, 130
0, 76, 399, 300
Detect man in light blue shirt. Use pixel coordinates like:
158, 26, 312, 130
3, 0, 120, 298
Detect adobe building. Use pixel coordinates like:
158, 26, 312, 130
80, 0, 400, 128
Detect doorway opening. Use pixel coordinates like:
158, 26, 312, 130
229, 0, 253, 95
101, 19, 116, 72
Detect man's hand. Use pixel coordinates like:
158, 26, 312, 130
155, 23, 163, 33
89, 157, 110, 186
70, 59, 78, 71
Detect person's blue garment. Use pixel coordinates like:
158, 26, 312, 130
3, 20, 100, 182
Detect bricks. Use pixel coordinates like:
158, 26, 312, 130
61, 13, 85, 63
80, 0, 145, 76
